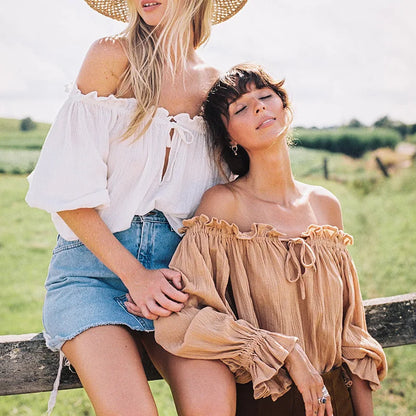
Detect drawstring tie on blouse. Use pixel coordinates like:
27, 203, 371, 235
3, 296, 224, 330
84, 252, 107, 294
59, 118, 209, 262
284, 238, 316, 299
163, 120, 195, 183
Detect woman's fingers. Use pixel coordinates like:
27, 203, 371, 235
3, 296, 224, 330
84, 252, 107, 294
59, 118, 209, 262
146, 299, 173, 317
124, 300, 142, 316
155, 292, 184, 312
163, 268, 184, 290
161, 276, 189, 303
324, 395, 333, 416
160, 269, 188, 300
140, 304, 159, 320
125, 293, 161, 319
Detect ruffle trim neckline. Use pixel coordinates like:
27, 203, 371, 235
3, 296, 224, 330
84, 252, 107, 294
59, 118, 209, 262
181, 214, 353, 245
67, 85, 204, 124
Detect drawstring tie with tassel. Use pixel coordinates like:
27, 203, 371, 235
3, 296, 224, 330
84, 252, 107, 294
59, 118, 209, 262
284, 238, 316, 299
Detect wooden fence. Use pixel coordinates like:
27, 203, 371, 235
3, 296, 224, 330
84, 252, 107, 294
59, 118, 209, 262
0, 292, 415, 396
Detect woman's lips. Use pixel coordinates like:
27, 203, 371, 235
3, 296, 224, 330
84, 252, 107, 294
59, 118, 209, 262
256, 117, 276, 129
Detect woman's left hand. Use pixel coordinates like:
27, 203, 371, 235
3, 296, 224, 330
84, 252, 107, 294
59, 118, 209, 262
286, 343, 334, 416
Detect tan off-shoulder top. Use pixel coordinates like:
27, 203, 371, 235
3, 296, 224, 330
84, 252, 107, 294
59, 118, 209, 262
154, 215, 387, 401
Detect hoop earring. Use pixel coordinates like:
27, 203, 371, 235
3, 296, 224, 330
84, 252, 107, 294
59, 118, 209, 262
231, 144, 238, 156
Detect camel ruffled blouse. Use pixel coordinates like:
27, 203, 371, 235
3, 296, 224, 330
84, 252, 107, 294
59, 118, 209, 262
155, 215, 387, 401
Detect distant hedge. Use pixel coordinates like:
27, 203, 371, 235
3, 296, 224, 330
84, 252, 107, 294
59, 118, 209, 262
295, 128, 401, 158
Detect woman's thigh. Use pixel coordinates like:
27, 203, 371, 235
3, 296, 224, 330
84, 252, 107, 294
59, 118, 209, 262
62, 325, 158, 416
141, 333, 236, 416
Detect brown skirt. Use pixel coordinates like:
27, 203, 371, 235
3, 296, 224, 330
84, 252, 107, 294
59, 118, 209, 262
236, 367, 355, 416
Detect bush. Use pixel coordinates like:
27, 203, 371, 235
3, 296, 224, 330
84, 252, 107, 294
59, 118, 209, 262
20, 117, 37, 131
295, 128, 401, 158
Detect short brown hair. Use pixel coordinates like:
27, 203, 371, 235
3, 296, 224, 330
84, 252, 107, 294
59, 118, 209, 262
203, 63, 291, 177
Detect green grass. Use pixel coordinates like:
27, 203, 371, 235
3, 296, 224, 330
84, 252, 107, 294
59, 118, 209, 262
0, 118, 50, 149
0, 382, 176, 416
0, 118, 48, 174
0, 118, 415, 414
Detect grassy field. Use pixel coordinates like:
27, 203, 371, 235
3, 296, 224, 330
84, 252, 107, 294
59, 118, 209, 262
0, 119, 415, 415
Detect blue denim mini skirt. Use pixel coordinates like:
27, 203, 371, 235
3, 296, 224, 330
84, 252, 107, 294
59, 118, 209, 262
43, 210, 181, 351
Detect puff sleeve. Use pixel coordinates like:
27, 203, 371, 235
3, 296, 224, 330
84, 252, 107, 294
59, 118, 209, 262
25, 89, 119, 213
338, 248, 388, 390
154, 226, 299, 401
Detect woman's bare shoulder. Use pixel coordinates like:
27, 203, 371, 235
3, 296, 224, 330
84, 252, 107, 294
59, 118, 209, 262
304, 183, 343, 229
195, 183, 237, 221
76, 36, 129, 96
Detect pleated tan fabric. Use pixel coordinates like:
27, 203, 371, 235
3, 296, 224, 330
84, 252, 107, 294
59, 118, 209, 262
155, 215, 387, 401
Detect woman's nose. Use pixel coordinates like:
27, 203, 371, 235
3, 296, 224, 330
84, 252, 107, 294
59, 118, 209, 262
254, 99, 266, 113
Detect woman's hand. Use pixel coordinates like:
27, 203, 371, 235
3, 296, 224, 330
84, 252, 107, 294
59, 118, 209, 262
285, 344, 333, 416
124, 268, 189, 320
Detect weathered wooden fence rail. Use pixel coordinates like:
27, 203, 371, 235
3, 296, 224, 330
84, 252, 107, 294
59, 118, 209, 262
0, 293, 415, 396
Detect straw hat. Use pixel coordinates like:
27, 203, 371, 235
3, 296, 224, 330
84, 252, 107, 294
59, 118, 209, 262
84, 0, 248, 25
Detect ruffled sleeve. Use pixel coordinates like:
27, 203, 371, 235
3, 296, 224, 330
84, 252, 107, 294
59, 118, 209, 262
338, 247, 387, 390
26, 88, 131, 213
154, 217, 298, 401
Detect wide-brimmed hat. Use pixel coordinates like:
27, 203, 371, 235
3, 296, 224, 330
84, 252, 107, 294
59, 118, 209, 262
84, 0, 247, 25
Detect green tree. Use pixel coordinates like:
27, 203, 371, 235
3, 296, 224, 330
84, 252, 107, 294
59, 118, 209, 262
20, 117, 37, 131
347, 118, 364, 128
373, 116, 393, 129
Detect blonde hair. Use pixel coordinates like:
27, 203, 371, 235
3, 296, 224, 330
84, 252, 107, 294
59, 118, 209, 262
117, 0, 213, 139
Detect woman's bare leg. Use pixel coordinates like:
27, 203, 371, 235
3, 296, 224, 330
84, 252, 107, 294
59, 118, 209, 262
141, 333, 236, 416
62, 325, 158, 416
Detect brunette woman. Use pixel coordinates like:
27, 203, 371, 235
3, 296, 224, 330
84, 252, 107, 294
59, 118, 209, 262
152, 64, 387, 416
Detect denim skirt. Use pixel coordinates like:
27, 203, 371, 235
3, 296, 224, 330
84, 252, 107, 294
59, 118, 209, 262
43, 210, 181, 351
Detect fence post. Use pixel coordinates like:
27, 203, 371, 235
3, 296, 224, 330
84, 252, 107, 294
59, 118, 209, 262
375, 156, 389, 177
323, 157, 329, 180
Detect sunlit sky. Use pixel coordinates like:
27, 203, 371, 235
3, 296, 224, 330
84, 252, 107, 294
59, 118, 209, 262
1, 0, 415, 127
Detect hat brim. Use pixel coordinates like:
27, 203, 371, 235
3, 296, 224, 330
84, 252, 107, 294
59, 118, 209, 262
84, 0, 247, 25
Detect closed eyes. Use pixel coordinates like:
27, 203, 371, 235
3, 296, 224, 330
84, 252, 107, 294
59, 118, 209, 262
232, 91, 274, 115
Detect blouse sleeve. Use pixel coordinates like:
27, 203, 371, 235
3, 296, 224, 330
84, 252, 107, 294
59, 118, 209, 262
338, 247, 388, 390
25, 89, 120, 213
154, 229, 298, 401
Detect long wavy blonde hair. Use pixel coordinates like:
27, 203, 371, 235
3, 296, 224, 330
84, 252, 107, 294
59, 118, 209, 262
117, 0, 213, 139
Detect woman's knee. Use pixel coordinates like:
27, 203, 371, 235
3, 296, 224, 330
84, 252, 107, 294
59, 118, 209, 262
169, 359, 236, 416
62, 326, 158, 416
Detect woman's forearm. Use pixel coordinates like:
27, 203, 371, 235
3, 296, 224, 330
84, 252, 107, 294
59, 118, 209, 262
58, 208, 146, 285
350, 373, 374, 416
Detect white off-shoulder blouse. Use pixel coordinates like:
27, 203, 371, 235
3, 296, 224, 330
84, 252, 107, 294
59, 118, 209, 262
26, 87, 222, 240
155, 215, 387, 401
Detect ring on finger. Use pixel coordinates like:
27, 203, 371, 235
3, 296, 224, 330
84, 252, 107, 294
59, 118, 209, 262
318, 385, 330, 405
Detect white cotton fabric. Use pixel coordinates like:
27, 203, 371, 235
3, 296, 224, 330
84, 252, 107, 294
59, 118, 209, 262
26, 86, 222, 240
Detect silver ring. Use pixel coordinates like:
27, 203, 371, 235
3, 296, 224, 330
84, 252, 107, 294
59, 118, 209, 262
318, 385, 329, 404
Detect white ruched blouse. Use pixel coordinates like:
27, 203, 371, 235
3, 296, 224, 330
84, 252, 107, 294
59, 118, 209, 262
26, 87, 222, 240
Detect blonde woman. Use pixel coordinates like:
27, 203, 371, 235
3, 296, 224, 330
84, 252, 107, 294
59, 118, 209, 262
153, 64, 387, 416
26, 1, 247, 414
